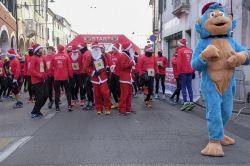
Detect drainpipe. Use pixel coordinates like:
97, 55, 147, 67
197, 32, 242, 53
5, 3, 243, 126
15, 0, 18, 50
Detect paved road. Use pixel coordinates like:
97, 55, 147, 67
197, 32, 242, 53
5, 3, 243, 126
0, 93, 250, 166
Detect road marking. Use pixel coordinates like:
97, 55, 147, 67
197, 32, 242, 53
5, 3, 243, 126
0, 138, 14, 151
44, 112, 56, 119
0, 136, 32, 163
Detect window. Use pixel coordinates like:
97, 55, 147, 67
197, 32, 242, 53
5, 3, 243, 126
164, 0, 167, 10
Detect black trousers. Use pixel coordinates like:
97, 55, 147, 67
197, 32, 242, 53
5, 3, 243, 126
23, 76, 28, 91
141, 74, 154, 101
47, 76, 54, 102
155, 74, 166, 94
110, 74, 120, 103
84, 76, 94, 103
70, 74, 86, 100
0, 76, 7, 96
133, 73, 139, 94
27, 76, 34, 99
171, 77, 181, 102
54, 80, 71, 108
31, 82, 48, 114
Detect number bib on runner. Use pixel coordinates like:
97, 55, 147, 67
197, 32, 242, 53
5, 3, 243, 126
46, 62, 50, 70
72, 63, 79, 70
94, 59, 104, 71
40, 62, 45, 72
147, 68, 155, 76
157, 61, 163, 66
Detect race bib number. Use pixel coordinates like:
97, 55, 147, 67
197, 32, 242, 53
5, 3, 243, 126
94, 59, 104, 71
9, 67, 12, 74
28, 62, 31, 69
40, 62, 45, 72
157, 61, 163, 66
147, 68, 155, 76
0, 68, 2, 74
72, 63, 80, 70
46, 62, 50, 70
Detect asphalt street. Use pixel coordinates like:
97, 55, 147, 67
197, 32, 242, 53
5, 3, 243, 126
0, 93, 250, 166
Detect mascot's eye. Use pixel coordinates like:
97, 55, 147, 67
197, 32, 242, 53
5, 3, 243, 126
218, 11, 225, 16
210, 12, 216, 18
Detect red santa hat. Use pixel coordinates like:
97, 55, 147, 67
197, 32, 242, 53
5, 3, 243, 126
122, 42, 132, 51
144, 45, 153, 53
7, 48, 16, 56
201, 2, 222, 15
32, 44, 43, 53
57, 44, 65, 52
71, 45, 78, 52
92, 41, 99, 48
112, 43, 120, 51
78, 42, 87, 49
99, 44, 105, 49
178, 39, 187, 46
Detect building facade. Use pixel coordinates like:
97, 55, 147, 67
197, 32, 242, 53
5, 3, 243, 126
0, 0, 17, 55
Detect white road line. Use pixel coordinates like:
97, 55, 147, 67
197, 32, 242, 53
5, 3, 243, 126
44, 112, 56, 119
0, 136, 32, 163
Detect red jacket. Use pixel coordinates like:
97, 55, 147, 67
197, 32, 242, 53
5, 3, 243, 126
110, 52, 121, 76
0, 60, 6, 77
50, 52, 73, 81
177, 46, 194, 74
84, 54, 109, 84
43, 54, 54, 76
69, 51, 83, 75
156, 56, 168, 75
102, 53, 112, 67
29, 55, 47, 84
10, 58, 21, 80
82, 50, 91, 74
24, 54, 32, 76
138, 55, 158, 76
171, 56, 179, 78
119, 52, 135, 84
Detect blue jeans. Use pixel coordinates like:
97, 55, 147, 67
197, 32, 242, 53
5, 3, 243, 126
180, 73, 193, 102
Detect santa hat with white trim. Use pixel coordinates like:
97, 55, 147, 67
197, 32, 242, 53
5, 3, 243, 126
7, 48, 16, 57
144, 45, 153, 53
92, 41, 99, 48
112, 43, 120, 51
122, 42, 132, 51
32, 44, 43, 54
177, 39, 187, 46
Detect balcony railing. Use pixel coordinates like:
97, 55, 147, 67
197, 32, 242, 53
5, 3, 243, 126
172, 0, 190, 17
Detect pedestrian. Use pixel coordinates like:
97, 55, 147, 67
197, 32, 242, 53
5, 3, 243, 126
139, 45, 158, 108
176, 39, 195, 110
0, 53, 7, 102
118, 42, 136, 115
84, 41, 111, 115
24, 47, 35, 103
109, 43, 121, 109
44, 46, 55, 109
170, 49, 181, 103
78, 42, 95, 110
7, 48, 23, 108
29, 44, 48, 118
50, 44, 73, 112
154, 49, 168, 100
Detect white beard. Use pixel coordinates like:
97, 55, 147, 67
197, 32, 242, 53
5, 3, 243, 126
129, 48, 134, 60
92, 48, 102, 60
71, 52, 79, 61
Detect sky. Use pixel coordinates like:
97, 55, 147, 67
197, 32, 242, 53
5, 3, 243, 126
50, 0, 153, 48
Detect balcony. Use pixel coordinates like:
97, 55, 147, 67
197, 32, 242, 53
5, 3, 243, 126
172, 0, 190, 17
25, 19, 37, 38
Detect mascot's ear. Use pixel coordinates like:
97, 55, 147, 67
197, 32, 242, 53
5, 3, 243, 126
232, 20, 236, 30
195, 18, 202, 33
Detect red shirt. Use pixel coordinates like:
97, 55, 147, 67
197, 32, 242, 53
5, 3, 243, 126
10, 58, 21, 80
29, 55, 46, 84
156, 56, 168, 75
43, 54, 54, 76
138, 55, 158, 76
82, 50, 91, 74
0, 60, 6, 77
24, 55, 32, 76
171, 56, 179, 78
69, 51, 83, 75
119, 52, 135, 84
110, 52, 121, 76
50, 52, 73, 81
177, 46, 194, 74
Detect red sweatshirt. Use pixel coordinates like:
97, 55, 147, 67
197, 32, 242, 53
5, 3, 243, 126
50, 52, 73, 81
110, 52, 121, 76
139, 55, 158, 76
43, 54, 54, 76
119, 52, 135, 84
177, 46, 194, 74
24, 54, 32, 76
10, 58, 21, 80
69, 51, 83, 75
82, 50, 91, 74
0, 59, 6, 77
171, 56, 179, 78
29, 55, 47, 84
156, 56, 168, 75
102, 53, 112, 68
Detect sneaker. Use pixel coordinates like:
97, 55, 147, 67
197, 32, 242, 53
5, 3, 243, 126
104, 110, 111, 115
0, 97, 2, 102
186, 102, 195, 111
48, 100, 54, 109
27, 98, 32, 103
80, 100, 85, 107
145, 101, 152, 108
13, 102, 23, 109
133, 94, 138, 98
154, 94, 159, 99
111, 103, 118, 109
55, 108, 61, 112
181, 102, 190, 111
97, 110, 102, 115
71, 100, 76, 106
119, 112, 127, 116
162, 94, 166, 100
31, 113, 41, 119
37, 112, 44, 117
68, 107, 74, 112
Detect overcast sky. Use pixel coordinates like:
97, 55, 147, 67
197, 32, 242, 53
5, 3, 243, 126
50, 0, 153, 48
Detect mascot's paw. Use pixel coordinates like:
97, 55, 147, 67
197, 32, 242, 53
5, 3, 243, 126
227, 51, 248, 68
221, 135, 236, 146
201, 141, 224, 157
227, 55, 238, 68
200, 45, 220, 61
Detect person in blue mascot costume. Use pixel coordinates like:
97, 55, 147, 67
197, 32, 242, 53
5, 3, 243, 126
192, 2, 250, 157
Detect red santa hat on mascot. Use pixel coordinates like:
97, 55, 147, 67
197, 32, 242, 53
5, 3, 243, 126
177, 39, 187, 46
